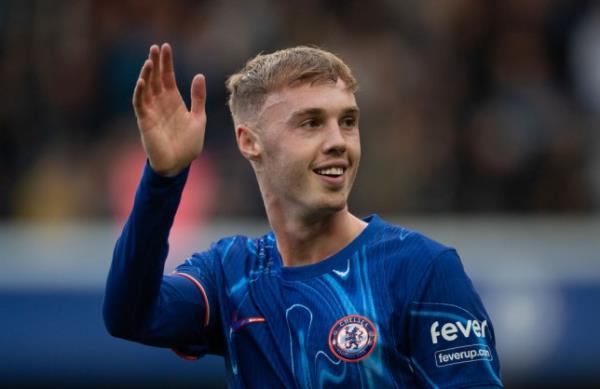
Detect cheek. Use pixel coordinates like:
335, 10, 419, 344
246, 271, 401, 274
262, 140, 305, 181
264, 133, 306, 167
348, 133, 361, 163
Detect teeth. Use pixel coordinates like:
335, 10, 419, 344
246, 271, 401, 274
316, 167, 345, 176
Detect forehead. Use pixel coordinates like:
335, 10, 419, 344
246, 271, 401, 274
258, 79, 357, 123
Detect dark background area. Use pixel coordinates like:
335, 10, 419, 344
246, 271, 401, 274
1, 0, 599, 221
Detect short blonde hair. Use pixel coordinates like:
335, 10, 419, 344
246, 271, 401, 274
226, 46, 358, 126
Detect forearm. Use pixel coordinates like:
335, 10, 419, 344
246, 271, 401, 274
103, 162, 189, 338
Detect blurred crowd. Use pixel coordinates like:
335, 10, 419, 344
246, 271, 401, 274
1, 0, 599, 222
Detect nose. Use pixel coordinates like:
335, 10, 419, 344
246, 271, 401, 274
322, 122, 347, 155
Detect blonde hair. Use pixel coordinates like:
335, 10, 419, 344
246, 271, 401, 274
226, 46, 358, 126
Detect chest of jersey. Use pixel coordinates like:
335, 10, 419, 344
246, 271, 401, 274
219, 247, 409, 388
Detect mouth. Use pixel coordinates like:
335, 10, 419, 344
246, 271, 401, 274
313, 166, 346, 177
312, 165, 348, 188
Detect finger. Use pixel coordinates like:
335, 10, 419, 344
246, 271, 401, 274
132, 78, 146, 118
160, 42, 177, 90
190, 74, 206, 116
149, 45, 162, 94
139, 59, 153, 105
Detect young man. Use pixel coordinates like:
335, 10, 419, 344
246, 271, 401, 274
103, 43, 503, 388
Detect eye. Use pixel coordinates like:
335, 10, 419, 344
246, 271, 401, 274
340, 116, 357, 128
300, 118, 321, 129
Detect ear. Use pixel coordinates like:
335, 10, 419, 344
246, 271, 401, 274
236, 124, 262, 161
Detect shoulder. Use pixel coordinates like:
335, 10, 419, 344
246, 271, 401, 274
366, 216, 462, 296
185, 232, 272, 271
368, 215, 453, 266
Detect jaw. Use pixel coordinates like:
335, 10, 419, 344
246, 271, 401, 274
306, 176, 353, 215
255, 159, 359, 224
258, 176, 350, 225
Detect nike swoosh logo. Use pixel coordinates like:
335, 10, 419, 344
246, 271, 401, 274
332, 260, 350, 278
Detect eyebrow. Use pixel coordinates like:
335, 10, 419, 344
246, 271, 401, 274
287, 106, 360, 123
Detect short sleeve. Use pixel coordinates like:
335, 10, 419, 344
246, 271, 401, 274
407, 250, 503, 388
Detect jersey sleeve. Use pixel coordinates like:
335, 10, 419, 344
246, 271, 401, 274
407, 249, 503, 388
168, 243, 228, 358
103, 162, 222, 358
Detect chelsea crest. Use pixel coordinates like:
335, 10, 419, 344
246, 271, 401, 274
328, 314, 377, 362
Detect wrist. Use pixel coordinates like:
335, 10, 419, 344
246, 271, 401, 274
148, 161, 188, 178
145, 160, 190, 183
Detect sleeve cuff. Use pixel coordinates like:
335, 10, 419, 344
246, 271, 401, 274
142, 160, 190, 188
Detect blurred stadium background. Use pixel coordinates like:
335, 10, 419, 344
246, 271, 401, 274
1, 0, 599, 387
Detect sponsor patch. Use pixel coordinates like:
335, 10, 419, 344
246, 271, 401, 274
435, 344, 493, 367
328, 314, 377, 362
430, 319, 488, 344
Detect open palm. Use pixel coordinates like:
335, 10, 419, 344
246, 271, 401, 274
133, 43, 207, 177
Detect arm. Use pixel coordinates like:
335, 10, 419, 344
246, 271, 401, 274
407, 250, 503, 388
102, 44, 216, 355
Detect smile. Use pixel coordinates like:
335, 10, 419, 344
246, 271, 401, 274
314, 166, 345, 177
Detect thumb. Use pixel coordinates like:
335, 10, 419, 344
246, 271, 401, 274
190, 74, 206, 116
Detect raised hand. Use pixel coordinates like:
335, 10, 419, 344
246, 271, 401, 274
133, 43, 207, 177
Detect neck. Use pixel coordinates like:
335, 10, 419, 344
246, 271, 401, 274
266, 205, 367, 267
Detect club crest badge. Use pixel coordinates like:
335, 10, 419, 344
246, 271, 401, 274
328, 314, 377, 362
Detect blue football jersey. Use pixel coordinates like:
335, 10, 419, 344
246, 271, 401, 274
104, 163, 503, 388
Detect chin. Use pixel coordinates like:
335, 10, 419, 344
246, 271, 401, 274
315, 197, 348, 214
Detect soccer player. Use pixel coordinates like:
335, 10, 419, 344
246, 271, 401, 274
103, 43, 503, 388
